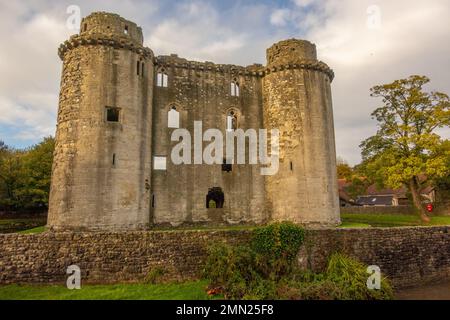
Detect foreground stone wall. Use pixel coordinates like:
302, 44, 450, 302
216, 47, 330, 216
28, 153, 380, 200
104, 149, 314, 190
301, 226, 450, 288
0, 227, 449, 288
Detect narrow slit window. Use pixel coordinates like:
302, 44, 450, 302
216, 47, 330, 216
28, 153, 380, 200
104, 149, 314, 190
152, 194, 155, 208
290, 161, 293, 171
124, 25, 129, 35
106, 107, 120, 122
141, 62, 145, 77
231, 80, 240, 96
83, 24, 87, 32
112, 153, 116, 166
157, 73, 162, 87
226, 111, 238, 131
137, 61, 140, 76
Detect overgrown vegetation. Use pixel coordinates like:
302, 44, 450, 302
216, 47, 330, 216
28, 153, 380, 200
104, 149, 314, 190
143, 267, 166, 284
203, 222, 393, 300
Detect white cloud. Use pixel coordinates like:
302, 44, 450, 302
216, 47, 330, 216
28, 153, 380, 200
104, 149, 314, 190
270, 9, 291, 27
298, 0, 450, 164
292, 0, 315, 8
0, 0, 448, 165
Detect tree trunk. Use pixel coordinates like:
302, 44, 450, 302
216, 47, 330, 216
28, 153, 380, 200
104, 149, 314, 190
409, 177, 430, 223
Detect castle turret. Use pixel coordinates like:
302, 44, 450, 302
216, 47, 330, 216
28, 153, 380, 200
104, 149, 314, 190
262, 39, 340, 227
47, 12, 154, 230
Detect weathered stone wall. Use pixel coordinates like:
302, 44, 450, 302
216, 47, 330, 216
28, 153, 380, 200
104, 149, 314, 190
1, 227, 449, 288
48, 12, 341, 230
151, 55, 267, 226
0, 230, 251, 284
300, 226, 450, 288
48, 13, 154, 231
262, 39, 340, 227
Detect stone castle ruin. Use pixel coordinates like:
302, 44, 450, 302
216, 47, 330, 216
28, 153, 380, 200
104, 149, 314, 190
47, 12, 340, 231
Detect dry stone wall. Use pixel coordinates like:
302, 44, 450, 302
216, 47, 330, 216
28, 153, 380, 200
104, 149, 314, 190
1, 227, 449, 288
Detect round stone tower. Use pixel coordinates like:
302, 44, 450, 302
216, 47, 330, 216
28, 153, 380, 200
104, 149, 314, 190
262, 39, 340, 227
47, 12, 154, 230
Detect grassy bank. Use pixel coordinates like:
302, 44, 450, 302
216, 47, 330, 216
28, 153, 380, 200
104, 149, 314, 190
6, 214, 450, 234
0, 280, 213, 300
0, 218, 46, 234
340, 214, 450, 228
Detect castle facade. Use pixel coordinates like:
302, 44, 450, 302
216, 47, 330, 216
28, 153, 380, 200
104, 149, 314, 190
47, 12, 340, 230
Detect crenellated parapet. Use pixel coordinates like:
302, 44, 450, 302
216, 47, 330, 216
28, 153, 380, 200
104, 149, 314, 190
154, 53, 333, 80
263, 60, 334, 81
58, 34, 154, 61
155, 55, 265, 77
58, 12, 153, 60
266, 39, 334, 81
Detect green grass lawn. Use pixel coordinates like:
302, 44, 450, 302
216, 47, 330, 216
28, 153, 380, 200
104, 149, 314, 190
341, 213, 450, 228
338, 222, 372, 228
0, 218, 47, 234
18, 226, 46, 234
0, 280, 214, 300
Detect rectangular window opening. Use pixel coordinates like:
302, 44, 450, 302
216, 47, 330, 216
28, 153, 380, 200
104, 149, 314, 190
222, 158, 232, 172
153, 156, 167, 170
112, 153, 116, 166
137, 61, 140, 76
124, 25, 129, 35
106, 107, 120, 122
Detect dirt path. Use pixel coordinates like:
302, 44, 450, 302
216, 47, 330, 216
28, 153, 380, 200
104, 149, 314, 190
396, 281, 450, 300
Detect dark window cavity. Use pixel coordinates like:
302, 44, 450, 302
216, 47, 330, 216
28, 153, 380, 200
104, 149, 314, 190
222, 158, 232, 172
206, 187, 225, 208
106, 107, 120, 122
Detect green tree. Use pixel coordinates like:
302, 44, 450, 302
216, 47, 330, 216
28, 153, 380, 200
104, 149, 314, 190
0, 144, 24, 209
17, 137, 55, 209
336, 157, 353, 179
0, 137, 55, 211
360, 75, 450, 222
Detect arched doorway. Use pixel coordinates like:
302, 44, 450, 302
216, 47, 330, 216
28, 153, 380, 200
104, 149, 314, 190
206, 187, 224, 209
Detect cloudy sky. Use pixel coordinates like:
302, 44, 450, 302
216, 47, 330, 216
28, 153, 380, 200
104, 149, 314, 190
0, 0, 449, 164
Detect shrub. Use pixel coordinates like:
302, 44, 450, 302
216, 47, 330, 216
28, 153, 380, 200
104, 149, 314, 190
203, 222, 305, 299
251, 222, 305, 279
203, 224, 393, 300
251, 222, 305, 261
143, 266, 166, 284
325, 253, 394, 300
